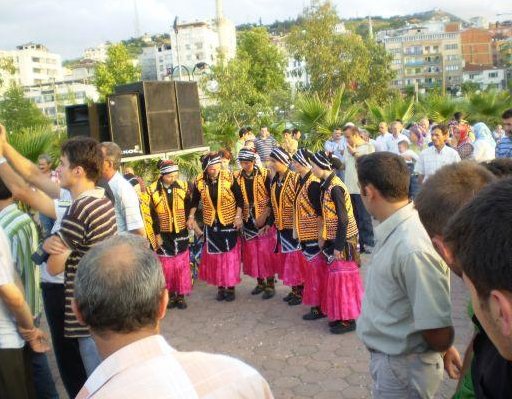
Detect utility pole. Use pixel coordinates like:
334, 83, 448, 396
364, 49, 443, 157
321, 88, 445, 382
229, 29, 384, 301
173, 17, 182, 81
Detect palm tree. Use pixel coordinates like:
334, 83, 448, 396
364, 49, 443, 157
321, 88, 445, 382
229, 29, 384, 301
365, 96, 415, 134
294, 86, 360, 151
464, 90, 511, 127
416, 94, 462, 124
7, 126, 63, 164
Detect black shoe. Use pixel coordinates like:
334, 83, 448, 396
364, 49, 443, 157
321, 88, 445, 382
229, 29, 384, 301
302, 307, 326, 320
328, 320, 341, 328
176, 297, 188, 310
288, 295, 302, 306
216, 288, 226, 301
225, 289, 236, 302
262, 287, 275, 300
251, 284, 266, 295
167, 294, 177, 309
330, 321, 356, 335
283, 292, 294, 302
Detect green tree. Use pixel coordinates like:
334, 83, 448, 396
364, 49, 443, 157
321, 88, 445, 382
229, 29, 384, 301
0, 57, 16, 88
365, 96, 415, 134
203, 27, 290, 149
94, 43, 141, 100
0, 85, 51, 133
286, 2, 394, 103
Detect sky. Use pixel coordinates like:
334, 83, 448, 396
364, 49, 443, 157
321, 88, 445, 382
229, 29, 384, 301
0, 0, 510, 60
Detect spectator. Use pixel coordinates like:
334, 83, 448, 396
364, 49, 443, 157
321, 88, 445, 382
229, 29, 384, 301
386, 121, 410, 154
482, 158, 512, 178
100, 142, 145, 236
218, 148, 233, 171
472, 122, 496, 163
343, 126, 374, 253
236, 140, 263, 169
292, 128, 301, 142
493, 124, 505, 143
398, 140, 420, 199
374, 122, 391, 152
356, 152, 453, 398
414, 162, 497, 398
495, 109, 512, 158
359, 129, 377, 149
37, 154, 59, 237
444, 178, 512, 397
281, 129, 298, 155
324, 127, 346, 179
254, 126, 277, 163
245, 126, 256, 141
450, 122, 474, 160
74, 235, 274, 399
0, 177, 58, 398
416, 124, 461, 184
408, 125, 426, 154
234, 128, 248, 160
418, 117, 432, 143
0, 226, 49, 399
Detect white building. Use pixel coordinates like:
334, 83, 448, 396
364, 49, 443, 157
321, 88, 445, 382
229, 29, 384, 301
83, 43, 108, 63
286, 58, 309, 93
463, 65, 507, 90
63, 59, 97, 82
139, 45, 173, 81
23, 80, 99, 125
171, 19, 236, 70
0, 43, 63, 93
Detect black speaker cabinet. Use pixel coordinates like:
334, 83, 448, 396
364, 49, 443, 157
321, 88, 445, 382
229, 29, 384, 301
115, 81, 180, 154
107, 94, 145, 157
66, 103, 110, 142
174, 81, 204, 149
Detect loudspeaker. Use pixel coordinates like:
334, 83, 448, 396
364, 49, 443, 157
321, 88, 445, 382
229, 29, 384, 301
66, 103, 110, 142
174, 81, 204, 149
115, 81, 180, 154
107, 93, 145, 157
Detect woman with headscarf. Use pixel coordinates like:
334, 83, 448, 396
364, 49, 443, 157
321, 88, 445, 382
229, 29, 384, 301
408, 124, 426, 154
450, 122, 474, 160
310, 151, 363, 335
291, 148, 327, 321
188, 152, 244, 302
235, 148, 277, 299
144, 160, 192, 309
473, 122, 496, 163
269, 147, 306, 306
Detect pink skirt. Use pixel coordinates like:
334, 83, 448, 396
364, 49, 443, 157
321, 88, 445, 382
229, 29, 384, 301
199, 240, 241, 287
302, 254, 328, 307
277, 248, 306, 287
321, 260, 364, 321
242, 227, 278, 279
158, 250, 192, 295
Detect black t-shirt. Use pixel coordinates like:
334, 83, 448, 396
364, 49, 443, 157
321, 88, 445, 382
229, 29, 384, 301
472, 315, 512, 398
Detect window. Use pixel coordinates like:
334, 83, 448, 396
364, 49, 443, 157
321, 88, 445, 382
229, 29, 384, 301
488, 72, 498, 78
195, 42, 203, 50
32, 57, 40, 63
445, 43, 458, 50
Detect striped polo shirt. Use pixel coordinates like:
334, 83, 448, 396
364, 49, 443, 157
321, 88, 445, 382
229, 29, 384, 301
57, 188, 117, 338
496, 136, 512, 158
0, 203, 41, 317
255, 136, 277, 162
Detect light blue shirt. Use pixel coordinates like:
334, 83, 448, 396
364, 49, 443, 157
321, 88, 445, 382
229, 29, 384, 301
108, 172, 144, 233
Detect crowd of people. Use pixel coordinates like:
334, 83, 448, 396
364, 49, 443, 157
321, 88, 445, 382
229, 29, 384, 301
0, 107, 511, 398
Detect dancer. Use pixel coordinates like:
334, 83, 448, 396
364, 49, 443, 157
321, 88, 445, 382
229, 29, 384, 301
235, 149, 277, 299
291, 148, 327, 320
268, 147, 305, 306
144, 160, 192, 309
188, 152, 243, 301
311, 151, 363, 334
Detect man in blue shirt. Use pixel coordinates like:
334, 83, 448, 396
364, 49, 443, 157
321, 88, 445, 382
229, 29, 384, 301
496, 109, 512, 159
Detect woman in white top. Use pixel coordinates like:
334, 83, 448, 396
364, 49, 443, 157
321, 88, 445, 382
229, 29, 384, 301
473, 122, 496, 163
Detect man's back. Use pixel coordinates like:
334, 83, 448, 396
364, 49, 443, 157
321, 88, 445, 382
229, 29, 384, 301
77, 335, 273, 399
108, 172, 144, 234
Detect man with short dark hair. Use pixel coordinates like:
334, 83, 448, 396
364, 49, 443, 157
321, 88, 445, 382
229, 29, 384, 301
100, 142, 144, 236
495, 108, 512, 158
416, 124, 461, 184
444, 178, 512, 398
292, 128, 301, 142
254, 126, 277, 163
355, 152, 453, 398
74, 235, 273, 399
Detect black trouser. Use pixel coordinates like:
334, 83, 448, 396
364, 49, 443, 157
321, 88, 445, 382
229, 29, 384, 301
41, 282, 87, 398
350, 194, 375, 249
0, 345, 36, 399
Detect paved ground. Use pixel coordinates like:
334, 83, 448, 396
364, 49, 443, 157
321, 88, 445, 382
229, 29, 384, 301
47, 254, 473, 398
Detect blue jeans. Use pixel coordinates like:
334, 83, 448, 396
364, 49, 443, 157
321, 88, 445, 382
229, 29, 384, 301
32, 351, 59, 399
350, 194, 375, 249
78, 337, 102, 377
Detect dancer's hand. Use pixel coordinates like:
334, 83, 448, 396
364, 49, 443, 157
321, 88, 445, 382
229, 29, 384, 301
443, 346, 462, 379
334, 249, 344, 260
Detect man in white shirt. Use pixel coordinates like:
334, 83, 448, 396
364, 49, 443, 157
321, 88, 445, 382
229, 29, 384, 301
0, 227, 49, 399
415, 124, 461, 185
324, 126, 348, 179
387, 121, 410, 154
374, 122, 392, 152
74, 235, 274, 399
100, 142, 145, 235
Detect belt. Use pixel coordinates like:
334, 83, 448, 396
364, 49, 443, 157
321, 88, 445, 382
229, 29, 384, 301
40, 282, 64, 290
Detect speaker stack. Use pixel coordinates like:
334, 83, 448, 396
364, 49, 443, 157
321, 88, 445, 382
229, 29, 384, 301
65, 81, 204, 158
